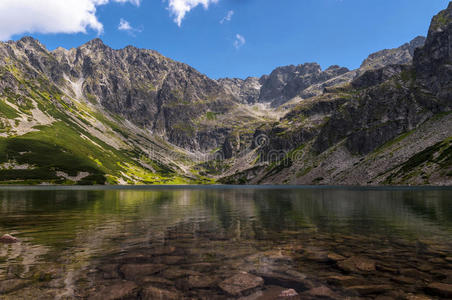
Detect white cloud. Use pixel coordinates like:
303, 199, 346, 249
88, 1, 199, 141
118, 18, 133, 31
118, 18, 142, 36
233, 34, 245, 49
220, 10, 234, 24
168, 0, 219, 27
0, 0, 141, 41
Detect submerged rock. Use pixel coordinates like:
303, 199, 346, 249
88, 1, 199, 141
0, 234, 19, 244
89, 281, 139, 300
337, 256, 376, 273
278, 288, 299, 299
304, 285, 338, 299
185, 275, 218, 289
97, 264, 120, 279
425, 282, 452, 298
0, 279, 31, 294
119, 264, 166, 280
219, 272, 264, 296
161, 268, 202, 279
141, 286, 181, 300
252, 268, 311, 291
327, 253, 346, 262
345, 284, 393, 296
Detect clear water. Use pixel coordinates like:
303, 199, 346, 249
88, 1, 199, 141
0, 186, 451, 299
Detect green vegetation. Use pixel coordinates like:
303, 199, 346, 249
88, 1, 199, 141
385, 138, 452, 184
206, 111, 217, 121
433, 10, 451, 30
0, 99, 20, 119
374, 130, 414, 154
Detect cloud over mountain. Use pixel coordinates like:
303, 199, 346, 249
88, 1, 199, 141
168, 0, 219, 26
0, 0, 140, 40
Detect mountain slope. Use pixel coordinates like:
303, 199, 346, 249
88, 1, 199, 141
219, 4, 451, 186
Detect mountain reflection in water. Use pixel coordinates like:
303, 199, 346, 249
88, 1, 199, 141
0, 187, 451, 299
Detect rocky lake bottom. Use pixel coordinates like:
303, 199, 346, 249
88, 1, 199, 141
0, 187, 451, 299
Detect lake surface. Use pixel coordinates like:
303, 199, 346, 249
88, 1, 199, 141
0, 186, 451, 299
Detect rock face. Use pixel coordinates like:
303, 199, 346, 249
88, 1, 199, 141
257, 63, 350, 107
414, 2, 452, 103
218, 77, 262, 104
53, 39, 236, 150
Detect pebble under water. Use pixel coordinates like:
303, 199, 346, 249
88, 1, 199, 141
0, 187, 451, 299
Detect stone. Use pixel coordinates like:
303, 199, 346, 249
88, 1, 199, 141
148, 246, 176, 256
278, 288, 299, 299
141, 286, 181, 300
119, 264, 166, 280
326, 275, 365, 287
391, 276, 417, 285
98, 264, 120, 279
405, 294, 433, 300
425, 282, 452, 298
337, 256, 376, 273
251, 268, 311, 291
327, 253, 346, 262
400, 268, 430, 280
304, 285, 338, 298
376, 264, 399, 274
89, 281, 139, 300
0, 279, 31, 294
162, 268, 202, 280
346, 285, 393, 296
151, 256, 184, 265
186, 262, 217, 272
219, 272, 264, 296
185, 275, 218, 289
0, 234, 18, 244
140, 276, 174, 286
113, 253, 153, 264
417, 264, 434, 272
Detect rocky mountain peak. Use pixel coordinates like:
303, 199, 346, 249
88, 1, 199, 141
360, 36, 426, 70
13, 36, 46, 52
82, 38, 108, 49
257, 62, 349, 106
428, 2, 452, 35
413, 1, 452, 104
402, 36, 427, 56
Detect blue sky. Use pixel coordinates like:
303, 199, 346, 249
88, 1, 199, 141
1, 0, 449, 79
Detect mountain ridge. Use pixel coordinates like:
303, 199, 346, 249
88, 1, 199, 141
0, 3, 451, 185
